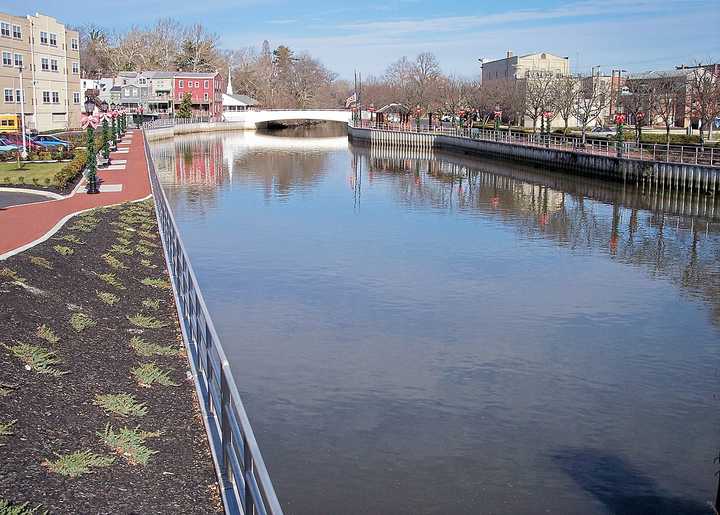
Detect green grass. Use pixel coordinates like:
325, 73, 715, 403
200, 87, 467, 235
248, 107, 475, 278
140, 259, 157, 269
94, 272, 125, 289
36, 324, 59, 344
131, 363, 177, 387
99, 425, 161, 465
2, 342, 65, 376
116, 237, 132, 246
0, 161, 65, 187
70, 313, 96, 332
129, 336, 177, 357
101, 253, 127, 270
141, 277, 171, 289
0, 499, 46, 515
96, 291, 120, 306
53, 245, 73, 256
43, 450, 114, 477
138, 231, 157, 240
93, 393, 147, 417
28, 256, 53, 270
138, 239, 159, 248
126, 314, 169, 329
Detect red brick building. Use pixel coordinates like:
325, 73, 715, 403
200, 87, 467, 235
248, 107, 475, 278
173, 72, 224, 119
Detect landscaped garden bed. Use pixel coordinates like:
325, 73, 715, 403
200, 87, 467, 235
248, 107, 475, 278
0, 152, 85, 194
0, 199, 221, 514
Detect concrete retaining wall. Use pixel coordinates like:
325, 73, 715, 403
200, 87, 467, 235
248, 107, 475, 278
144, 122, 251, 142
348, 126, 720, 194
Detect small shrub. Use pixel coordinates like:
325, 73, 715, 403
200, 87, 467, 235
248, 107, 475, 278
99, 424, 161, 465
141, 298, 160, 310
135, 245, 154, 257
0, 499, 44, 515
32, 178, 39, 186
36, 324, 60, 344
28, 255, 53, 269
54, 149, 86, 189
17, 176, 24, 184
0, 420, 16, 444
2, 342, 65, 376
2, 177, 9, 184
138, 230, 157, 240
93, 393, 147, 417
141, 277, 171, 289
70, 312, 95, 332
129, 336, 177, 357
101, 253, 126, 270
43, 450, 114, 477
0, 267, 25, 282
53, 245, 73, 256
54, 234, 84, 245
140, 259, 157, 269
96, 291, 120, 306
110, 244, 133, 255
94, 272, 125, 289
131, 363, 177, 387
126, 314, 169, 329
138, 239, 159, 248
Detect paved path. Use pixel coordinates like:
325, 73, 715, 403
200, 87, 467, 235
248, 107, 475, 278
0, 130, 150, 259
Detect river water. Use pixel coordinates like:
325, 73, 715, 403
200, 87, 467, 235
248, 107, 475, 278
150, 125, 719, 515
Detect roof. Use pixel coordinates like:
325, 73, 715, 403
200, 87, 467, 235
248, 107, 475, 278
223, 93, 259, 106
627, 69, 692, 80
110, 86, 121, 91
377, 103, 409, 114
483, 52, 568, 65
173, 71, 219, 78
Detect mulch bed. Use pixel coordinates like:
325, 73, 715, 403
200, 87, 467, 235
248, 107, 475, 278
0, 200, 222, 514
0, 175, 81, 195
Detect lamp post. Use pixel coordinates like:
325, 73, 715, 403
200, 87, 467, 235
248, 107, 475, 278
17, 66, 28, 160
543, 110, 553, 147
100, 101, 111, 166
82, 97, 99, 194
111, 109, 118, 148
416, 105, 422, 131
614, 112, 626, 158
368, 103, 375, 128
494, 108, 502, 141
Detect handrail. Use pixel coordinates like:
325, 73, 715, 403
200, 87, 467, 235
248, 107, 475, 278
142, 129, 283, 515
349, 121, 719, 167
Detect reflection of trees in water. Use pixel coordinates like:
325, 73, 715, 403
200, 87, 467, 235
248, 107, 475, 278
231, 149, 331, 200
354, 143, 720, 324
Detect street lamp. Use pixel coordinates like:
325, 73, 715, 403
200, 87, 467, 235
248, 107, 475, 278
17, 66, 28, 160
614, 112, 626, 158
82, 97, 99, 194
543, 111, 553, 147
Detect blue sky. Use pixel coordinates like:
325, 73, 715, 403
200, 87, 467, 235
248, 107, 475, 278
7, 0, 719, 78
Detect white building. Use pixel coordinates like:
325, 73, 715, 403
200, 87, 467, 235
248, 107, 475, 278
222, 74, 258, 117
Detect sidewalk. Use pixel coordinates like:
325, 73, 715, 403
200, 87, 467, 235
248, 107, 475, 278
0, 130, 151, 259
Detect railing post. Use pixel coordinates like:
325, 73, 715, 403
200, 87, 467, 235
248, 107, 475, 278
244, 437, 254, 515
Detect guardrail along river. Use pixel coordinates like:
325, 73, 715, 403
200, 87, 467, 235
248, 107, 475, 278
149, 125, 719, 515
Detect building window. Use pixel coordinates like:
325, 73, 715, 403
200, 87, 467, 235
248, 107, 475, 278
194, 81, 199, 88
124, 89, 129, 97
71, 38, 78, 50
42, 91, 50, 103
15, 89, 21, 103
204, 93, 209, 102
50, 59, 58, 72
4, 89, 13, 102
52, 91, 59, 104
72, 62, 79, 74
0, 22, 9, 37
2, 51, 11, 66
139, 78, 146, 85
49, 33, 57, 46
40, 31, 48, 45
14, 53, 22, 67
12, 25, 21, 39
204, 80, 209, 88
41, 57, 49, 71
178, 80, 184, 87
73, 92, 80, 104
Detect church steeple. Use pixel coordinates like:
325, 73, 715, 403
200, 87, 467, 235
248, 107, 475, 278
226, 67, 233, 95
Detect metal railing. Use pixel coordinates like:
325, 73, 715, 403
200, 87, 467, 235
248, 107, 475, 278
142, 130, 283, 515
351, 121, 719, 167
143, 117, 221, 130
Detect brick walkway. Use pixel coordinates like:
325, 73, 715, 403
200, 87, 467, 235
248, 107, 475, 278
0, 130, 151, 259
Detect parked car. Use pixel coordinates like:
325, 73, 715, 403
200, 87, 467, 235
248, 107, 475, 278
589, 126, 616, 137
2, 133, 44, 151
31, 135, 72, 151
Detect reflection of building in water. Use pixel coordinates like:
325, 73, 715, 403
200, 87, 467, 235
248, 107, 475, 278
174, 138, 225, 185
352, 142, 720, 324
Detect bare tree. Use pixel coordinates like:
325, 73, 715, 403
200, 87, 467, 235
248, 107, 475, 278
555, 76, 579, 133
523, 76, 558, 132
410, 52, 443, 111
622, 79, 659, 145
175, 23, 221, 72
687, 65, 720, 144
573, 75, 612, 143
653, 73, 686, 147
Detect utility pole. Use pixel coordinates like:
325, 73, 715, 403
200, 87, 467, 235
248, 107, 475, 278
18, 66, 28, 160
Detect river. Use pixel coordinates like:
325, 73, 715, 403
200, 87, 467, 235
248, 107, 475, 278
149, 124, 719, 515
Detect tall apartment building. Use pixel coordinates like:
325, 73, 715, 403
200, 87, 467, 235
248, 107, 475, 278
0, 11, 80, 132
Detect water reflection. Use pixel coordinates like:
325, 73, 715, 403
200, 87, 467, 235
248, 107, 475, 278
150, 128, 719, 515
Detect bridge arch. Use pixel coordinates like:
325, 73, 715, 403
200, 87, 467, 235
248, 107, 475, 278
222, 109, 351, 129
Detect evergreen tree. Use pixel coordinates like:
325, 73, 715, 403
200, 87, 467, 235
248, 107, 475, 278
176, 92, 193, 118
